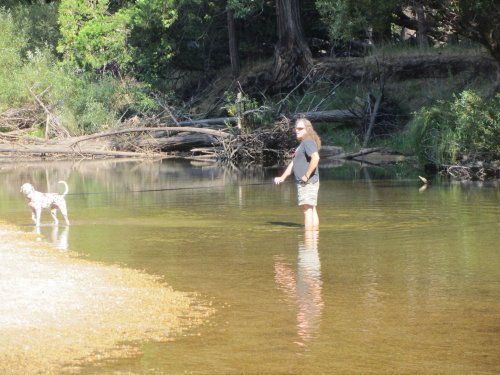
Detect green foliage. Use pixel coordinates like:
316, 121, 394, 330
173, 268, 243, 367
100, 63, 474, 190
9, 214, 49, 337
315, 0, 398, 42
0, 6, 159, 134
127, 0, 178, 82
8, 1, 60, 54
424, 0, 500, 64
409, 90, 500, 164
450, 91, 500, 156
73, 10, 131, 71
0, 11, 60, 110
227, 0, 265, 18
59, 75, 121, 133
0, 9, 26, 73
58, 0, 133, 71
324, 126, 362, 151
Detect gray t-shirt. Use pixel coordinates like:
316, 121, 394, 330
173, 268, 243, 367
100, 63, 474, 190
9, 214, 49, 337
293, 139, 319, 183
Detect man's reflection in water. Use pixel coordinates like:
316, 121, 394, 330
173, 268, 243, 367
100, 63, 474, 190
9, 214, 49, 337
274, 230, 323, 345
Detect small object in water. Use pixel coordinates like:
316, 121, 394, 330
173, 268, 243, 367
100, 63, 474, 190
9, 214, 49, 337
418, 176, 428, 184
418, 176, 429, 192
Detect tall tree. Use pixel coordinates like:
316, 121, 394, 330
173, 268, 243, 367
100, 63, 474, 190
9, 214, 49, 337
226, 0, 275, 78
270, 0, 313, 94
227, 7, 240, 78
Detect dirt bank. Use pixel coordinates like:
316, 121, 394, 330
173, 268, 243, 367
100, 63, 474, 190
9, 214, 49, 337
0, 223, 213, 374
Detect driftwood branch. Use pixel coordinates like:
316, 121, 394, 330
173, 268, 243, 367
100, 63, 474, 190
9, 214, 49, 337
276, 68, 314, 106
29, 87, 70, 140
343, 147, 383, 159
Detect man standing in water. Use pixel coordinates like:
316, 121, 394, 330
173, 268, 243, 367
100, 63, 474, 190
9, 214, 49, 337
274, 118, 321, 229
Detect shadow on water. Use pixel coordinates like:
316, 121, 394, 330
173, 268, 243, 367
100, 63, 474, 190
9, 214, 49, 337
267, 221, 304, 228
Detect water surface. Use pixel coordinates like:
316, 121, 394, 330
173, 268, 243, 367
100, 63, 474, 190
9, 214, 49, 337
1, 159, 499, 374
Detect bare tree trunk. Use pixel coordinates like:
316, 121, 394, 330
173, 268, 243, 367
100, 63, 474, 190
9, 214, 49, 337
363, 93, 382, 147
415, 3, 429, 47
270, 0, 313, 94
227, 7, 240, 78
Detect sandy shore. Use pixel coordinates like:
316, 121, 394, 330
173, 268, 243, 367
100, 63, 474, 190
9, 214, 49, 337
0, 223, 213, 374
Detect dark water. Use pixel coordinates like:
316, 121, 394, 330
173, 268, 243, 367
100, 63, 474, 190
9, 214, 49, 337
1, 159, 499, 374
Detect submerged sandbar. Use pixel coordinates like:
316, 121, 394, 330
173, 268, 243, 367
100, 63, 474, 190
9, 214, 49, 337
0, 224, 212, 374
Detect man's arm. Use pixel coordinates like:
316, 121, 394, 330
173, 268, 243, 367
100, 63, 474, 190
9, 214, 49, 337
300, 152, 320, 182
274, 161, 294, 184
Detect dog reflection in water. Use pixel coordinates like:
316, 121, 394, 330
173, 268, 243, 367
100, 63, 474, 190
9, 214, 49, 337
274, 230, 323, 345
33, 225, 70, 251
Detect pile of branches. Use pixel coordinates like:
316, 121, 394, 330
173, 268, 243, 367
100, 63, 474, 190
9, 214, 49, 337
441, 161, 500, 180
0, 106, 46, 142
1, 88, 71, 143
215, 117, 297, 166
0, 105, 43, 130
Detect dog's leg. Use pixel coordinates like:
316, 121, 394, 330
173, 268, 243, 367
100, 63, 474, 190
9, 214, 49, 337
61, 212, 70, 226
57, 202, 70, 226
34, 206, 43, 226
31, 209, 37, 225
50, 208, 59, 226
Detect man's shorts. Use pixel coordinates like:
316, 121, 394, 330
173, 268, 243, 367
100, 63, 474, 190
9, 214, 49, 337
297, 181, 319, 206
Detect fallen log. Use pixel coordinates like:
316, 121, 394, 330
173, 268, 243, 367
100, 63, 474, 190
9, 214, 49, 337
133, 133, 216, 151
176, 117, 236, 127
340, 147, 407, 165
292, 110, 360, 123
180, 110, 361, 126
0, 144, 166, 158
343, 147, 383, 159
169, 110, 361, 127
68, 126, 233, 147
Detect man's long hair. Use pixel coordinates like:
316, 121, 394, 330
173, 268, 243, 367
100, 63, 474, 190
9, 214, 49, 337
296, 118, 321, 150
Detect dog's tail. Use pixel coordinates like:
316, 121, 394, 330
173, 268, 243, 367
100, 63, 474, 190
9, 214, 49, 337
58, 180, 69, 196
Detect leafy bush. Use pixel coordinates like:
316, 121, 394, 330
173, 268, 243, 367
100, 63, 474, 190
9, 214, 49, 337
0, 9, 28, 110
0, 6, 161, 135
223, 91, 276, 129
409, 90, 500, 164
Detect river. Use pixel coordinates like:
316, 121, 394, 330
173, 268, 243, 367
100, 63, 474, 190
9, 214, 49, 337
0, 158, 499, 374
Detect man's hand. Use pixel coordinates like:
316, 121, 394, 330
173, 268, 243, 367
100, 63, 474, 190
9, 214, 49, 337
274, 177, 285, 185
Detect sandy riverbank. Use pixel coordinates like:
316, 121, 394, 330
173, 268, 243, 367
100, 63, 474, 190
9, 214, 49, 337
0, 223, 213, 374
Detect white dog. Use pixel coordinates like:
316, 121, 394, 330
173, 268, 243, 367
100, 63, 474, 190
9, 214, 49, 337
20, 181, 70, 226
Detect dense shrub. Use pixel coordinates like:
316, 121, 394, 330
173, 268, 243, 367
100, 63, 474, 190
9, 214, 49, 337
409, 90, 500, 164
0, 7, 158, 135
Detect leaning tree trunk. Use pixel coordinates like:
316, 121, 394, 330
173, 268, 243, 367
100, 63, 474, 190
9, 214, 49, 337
269, 0, 313, 94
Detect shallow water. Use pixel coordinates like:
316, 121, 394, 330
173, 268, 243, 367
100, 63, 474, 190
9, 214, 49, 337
1, 159, 499, 374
